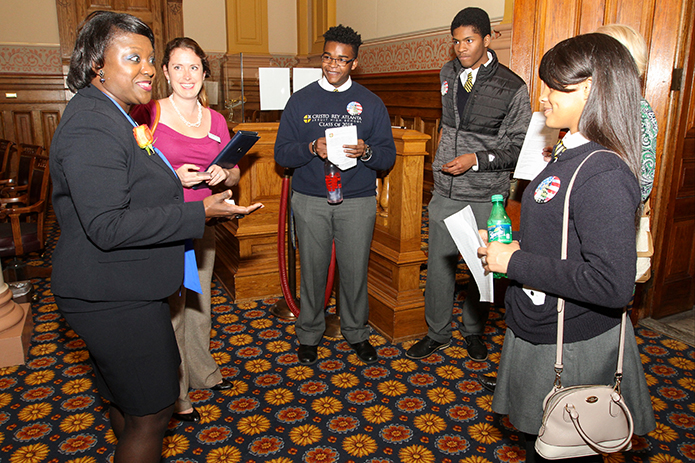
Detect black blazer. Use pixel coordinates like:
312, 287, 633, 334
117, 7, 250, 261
50, 85, 205, 303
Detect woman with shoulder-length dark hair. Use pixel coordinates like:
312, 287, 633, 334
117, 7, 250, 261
479, 33, 655, 462
50, 11, 261, 462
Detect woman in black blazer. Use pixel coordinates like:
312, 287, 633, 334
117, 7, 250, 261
50, 11, 261, 463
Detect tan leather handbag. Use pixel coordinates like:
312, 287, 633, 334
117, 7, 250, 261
535, 151, 634, 460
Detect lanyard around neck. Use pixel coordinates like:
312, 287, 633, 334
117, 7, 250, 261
102, 92, 178, 176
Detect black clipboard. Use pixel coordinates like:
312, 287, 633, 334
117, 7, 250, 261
192, 130, 260, 189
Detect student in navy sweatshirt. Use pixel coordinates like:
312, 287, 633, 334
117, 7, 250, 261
275, 25, 396, 366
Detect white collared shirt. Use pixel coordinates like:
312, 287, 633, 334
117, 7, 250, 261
459, 51, 493, 89
560, 130, 590, 149
319, 76, 353, 93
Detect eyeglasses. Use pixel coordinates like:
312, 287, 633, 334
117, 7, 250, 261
321, 54, 355, 67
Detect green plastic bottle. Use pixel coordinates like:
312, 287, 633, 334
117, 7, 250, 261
487, 194, 512, 279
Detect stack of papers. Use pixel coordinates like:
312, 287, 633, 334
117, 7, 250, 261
326, 125, 357, 170
443, 206, 494, 303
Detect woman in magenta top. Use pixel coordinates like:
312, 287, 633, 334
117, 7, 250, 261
132, 37, 239, 423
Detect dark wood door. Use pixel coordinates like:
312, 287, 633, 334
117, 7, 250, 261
647, 24, 695, 318
55, 0, 184, 100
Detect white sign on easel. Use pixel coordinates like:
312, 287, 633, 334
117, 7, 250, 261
293, 68, 323, 93
258, 67, 291, 110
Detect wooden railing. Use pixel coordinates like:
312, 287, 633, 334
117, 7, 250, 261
214, 123, 429, 341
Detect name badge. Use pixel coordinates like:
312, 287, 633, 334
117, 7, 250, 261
208, 132, 221, 143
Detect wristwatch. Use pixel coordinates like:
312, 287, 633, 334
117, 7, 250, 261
311, 139, 318, 155
361, 144, 373, 162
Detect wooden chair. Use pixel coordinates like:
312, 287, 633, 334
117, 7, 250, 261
0, 140, 17, 187
1, 144, 44, 199
0, 150, 51, 280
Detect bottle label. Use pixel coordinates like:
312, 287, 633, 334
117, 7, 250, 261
325, 174, 341, 192
325, 171, 343, 204
488, 223, 512, 244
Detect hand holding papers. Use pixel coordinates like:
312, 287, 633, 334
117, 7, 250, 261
443, 206, 494, 303
326, 125, 358, 170
514, 112, 561, 181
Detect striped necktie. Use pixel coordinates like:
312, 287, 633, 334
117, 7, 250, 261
463, 72, 473, 92
552, 140, 566, 161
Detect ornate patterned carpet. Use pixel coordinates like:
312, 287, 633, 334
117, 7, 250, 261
0, 212, 694, 463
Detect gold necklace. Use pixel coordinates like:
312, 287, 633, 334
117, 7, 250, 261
169, 94, 202, 128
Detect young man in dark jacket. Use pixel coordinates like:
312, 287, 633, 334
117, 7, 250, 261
406, 7, 532, 362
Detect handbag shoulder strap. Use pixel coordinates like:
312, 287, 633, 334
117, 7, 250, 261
554, 149, 627, 388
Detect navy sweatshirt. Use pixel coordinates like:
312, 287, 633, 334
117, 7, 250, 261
274, 81, 396, 198
505, 141, 640, 344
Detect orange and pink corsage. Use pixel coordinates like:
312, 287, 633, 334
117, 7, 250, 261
133, 124, 155, 155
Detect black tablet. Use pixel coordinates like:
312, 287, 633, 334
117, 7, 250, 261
192, 130, 260, 189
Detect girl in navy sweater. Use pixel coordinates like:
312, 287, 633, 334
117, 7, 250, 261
479, 33, 655, 462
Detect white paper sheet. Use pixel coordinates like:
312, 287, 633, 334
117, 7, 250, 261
443, 206, 494, 302
325, 125, 358, 170
259, 67, 290, 110
293, 68, 323, 93
513, 111, 561, 181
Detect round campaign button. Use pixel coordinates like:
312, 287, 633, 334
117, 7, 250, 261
534, 176, 561, 203
347, 101, 363, 115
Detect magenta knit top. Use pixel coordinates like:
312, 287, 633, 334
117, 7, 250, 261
131, 101, 232, 202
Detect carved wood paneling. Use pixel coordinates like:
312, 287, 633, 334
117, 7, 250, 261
13, 113, 33, 146
214, 122, 283, 301
55, 0, 79, 62
354, 72, 442, 203
41, 112, 61, 153
0, 74, 68, 149
648, 17, 695, 318
164, 0, 183, 42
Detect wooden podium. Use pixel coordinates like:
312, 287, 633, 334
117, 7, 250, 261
214, 123, 429, 342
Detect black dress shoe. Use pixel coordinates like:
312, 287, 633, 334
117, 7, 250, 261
297, 344, 319, 365
464, 335, 488, 361
173, 409, 200, 422
405, 336, 450, 360
478, 374, 497, 392
211, 379, 233, 391
349, 340, 378, 364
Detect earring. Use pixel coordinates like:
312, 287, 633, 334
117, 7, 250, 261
98, 69, 105, 83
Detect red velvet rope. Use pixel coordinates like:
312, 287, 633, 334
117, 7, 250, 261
277, 173, 336, 317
